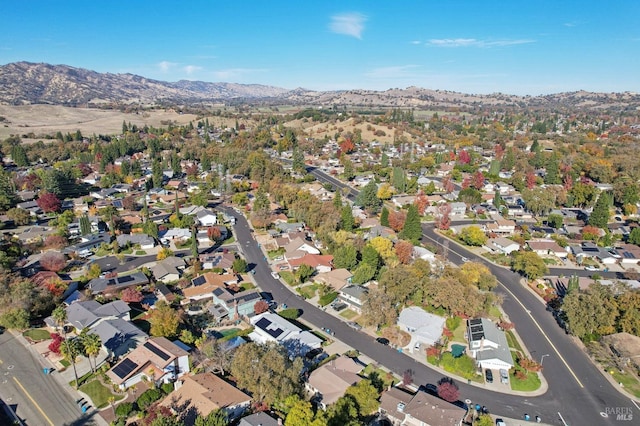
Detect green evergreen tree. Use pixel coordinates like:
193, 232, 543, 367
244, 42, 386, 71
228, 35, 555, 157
340, 205, 355, 231
10, 144, 29, 167
544, 155, 561, 184
380, 206, 389, 227
191, 226, 198, 258
589, 192, 610, 228
355, 181, 381, 213
79, 214, 91, 236
333, 190, 342, 209
399, 204, 422, 244
392, 167, 406, 193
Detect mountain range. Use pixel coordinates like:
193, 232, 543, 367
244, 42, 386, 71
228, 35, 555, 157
1, 61, 639, 112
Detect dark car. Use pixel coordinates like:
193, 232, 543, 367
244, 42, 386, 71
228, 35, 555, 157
485, 369, 493, 383
376, 337, 390, 345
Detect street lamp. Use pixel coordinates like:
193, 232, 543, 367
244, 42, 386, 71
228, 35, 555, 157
540, 354, 550, 366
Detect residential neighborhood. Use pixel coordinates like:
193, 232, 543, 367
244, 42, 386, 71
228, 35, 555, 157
0, 80, 639, 426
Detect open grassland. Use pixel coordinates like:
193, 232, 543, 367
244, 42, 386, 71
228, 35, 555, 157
0, 105, 198, 140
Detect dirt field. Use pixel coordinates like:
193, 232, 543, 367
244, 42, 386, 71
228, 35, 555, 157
0, 105, 199, 141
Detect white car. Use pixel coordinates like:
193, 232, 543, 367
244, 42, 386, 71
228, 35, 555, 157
584, 265, 600, 271
271, 272, 280, 280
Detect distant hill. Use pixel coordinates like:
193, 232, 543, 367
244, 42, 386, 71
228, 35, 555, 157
1, 61, 639, 112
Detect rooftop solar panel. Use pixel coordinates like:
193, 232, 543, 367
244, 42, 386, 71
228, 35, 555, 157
144, 341, 171, 361
192, 276, 206, 286
112, 358, 138, 379
469, 318, 482, 326
255, 317, 272, 330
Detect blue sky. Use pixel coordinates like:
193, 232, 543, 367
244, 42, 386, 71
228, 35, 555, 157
1, 1, 639, 95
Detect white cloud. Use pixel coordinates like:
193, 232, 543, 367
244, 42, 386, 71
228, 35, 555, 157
329, 12, 366, 39
564, 22, 577, 27
428, 38, 534, 48
183, 65, 202, 75
410, 40, 421, 45
157, 61, 177, 72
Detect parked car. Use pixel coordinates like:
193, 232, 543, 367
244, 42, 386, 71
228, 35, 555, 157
376, 337, 390, 345
346, 321, 362, 331
485, 369, 493, 383
271, 272, 280, 279
499, 369, 509, 384
495, 419, 506, 426
584, 265, 600, 271
461, 257, 469, 263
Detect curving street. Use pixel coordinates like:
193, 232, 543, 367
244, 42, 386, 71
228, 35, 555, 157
297, 166, 638, 425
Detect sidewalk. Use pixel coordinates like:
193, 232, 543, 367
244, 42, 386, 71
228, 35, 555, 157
11, 330, 110, 426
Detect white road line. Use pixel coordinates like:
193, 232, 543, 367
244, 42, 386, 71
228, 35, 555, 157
422, 231, 585, 388
631, 399, 640, 410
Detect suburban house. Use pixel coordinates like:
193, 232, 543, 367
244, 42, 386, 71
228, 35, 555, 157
284, 237, 321, 260
413, 246, 437, 263
45, 299, 147, 358
314, 268, 353, 291
88, 271, 149, 295
338, 285, 368, 314
467, 318, 514, 370
397, 307, 445, 352
449, 202, 467, 216
196, 209, 218, 226
288, 253, 334, 274
161, 372, 251, 424
152, 256, 186, 283
181, 272, 238, 303
571, 242, 618, 265
199, 251, 236, 270
63, 232, 112, 255
106, 337, 190, 390
483, 237, 520, 255
116, 233, 156, 250
379, 387, 466, 426
211, 287, 262, 319
159, 228, 192, 245
238, 412, 280, 426
306, 356, 363, 410
526, 240, 568, 258
249, 312, 322, 357
616, 244, 640, 267
484, 216, 516, 235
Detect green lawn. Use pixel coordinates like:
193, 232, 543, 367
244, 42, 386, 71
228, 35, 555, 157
135, 250, 146, 256
280, 271, 296, 286
339, 309, 358, 320
510, 371, 541, 391
451, 323, 467, 344
23, 329, 51, 342
239, 282, 255, 292
610, 370, 640, 398
79, 379, 124, 409
506, 330, 524, 353
362, 364, 397, 388
297, 284, 318, 299
488, 306, 502, 320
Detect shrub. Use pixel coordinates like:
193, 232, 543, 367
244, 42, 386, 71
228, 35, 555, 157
161, 382, 174, 394
136, 388, 163, 409
279, 308, 301, 320
445, 316, 461, 331
115, 402, 134, 417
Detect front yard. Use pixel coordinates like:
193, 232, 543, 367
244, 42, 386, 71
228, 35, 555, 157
23, 328, 51, 342
79, 379, 125, 409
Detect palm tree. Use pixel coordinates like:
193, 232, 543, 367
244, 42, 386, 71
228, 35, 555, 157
60, 337, 81, 389
52, 305, 67, 333
80, 330, 102, 373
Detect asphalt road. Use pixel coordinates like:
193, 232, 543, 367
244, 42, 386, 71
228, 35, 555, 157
301, 166, 638, 425
0, 332, 100, 426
